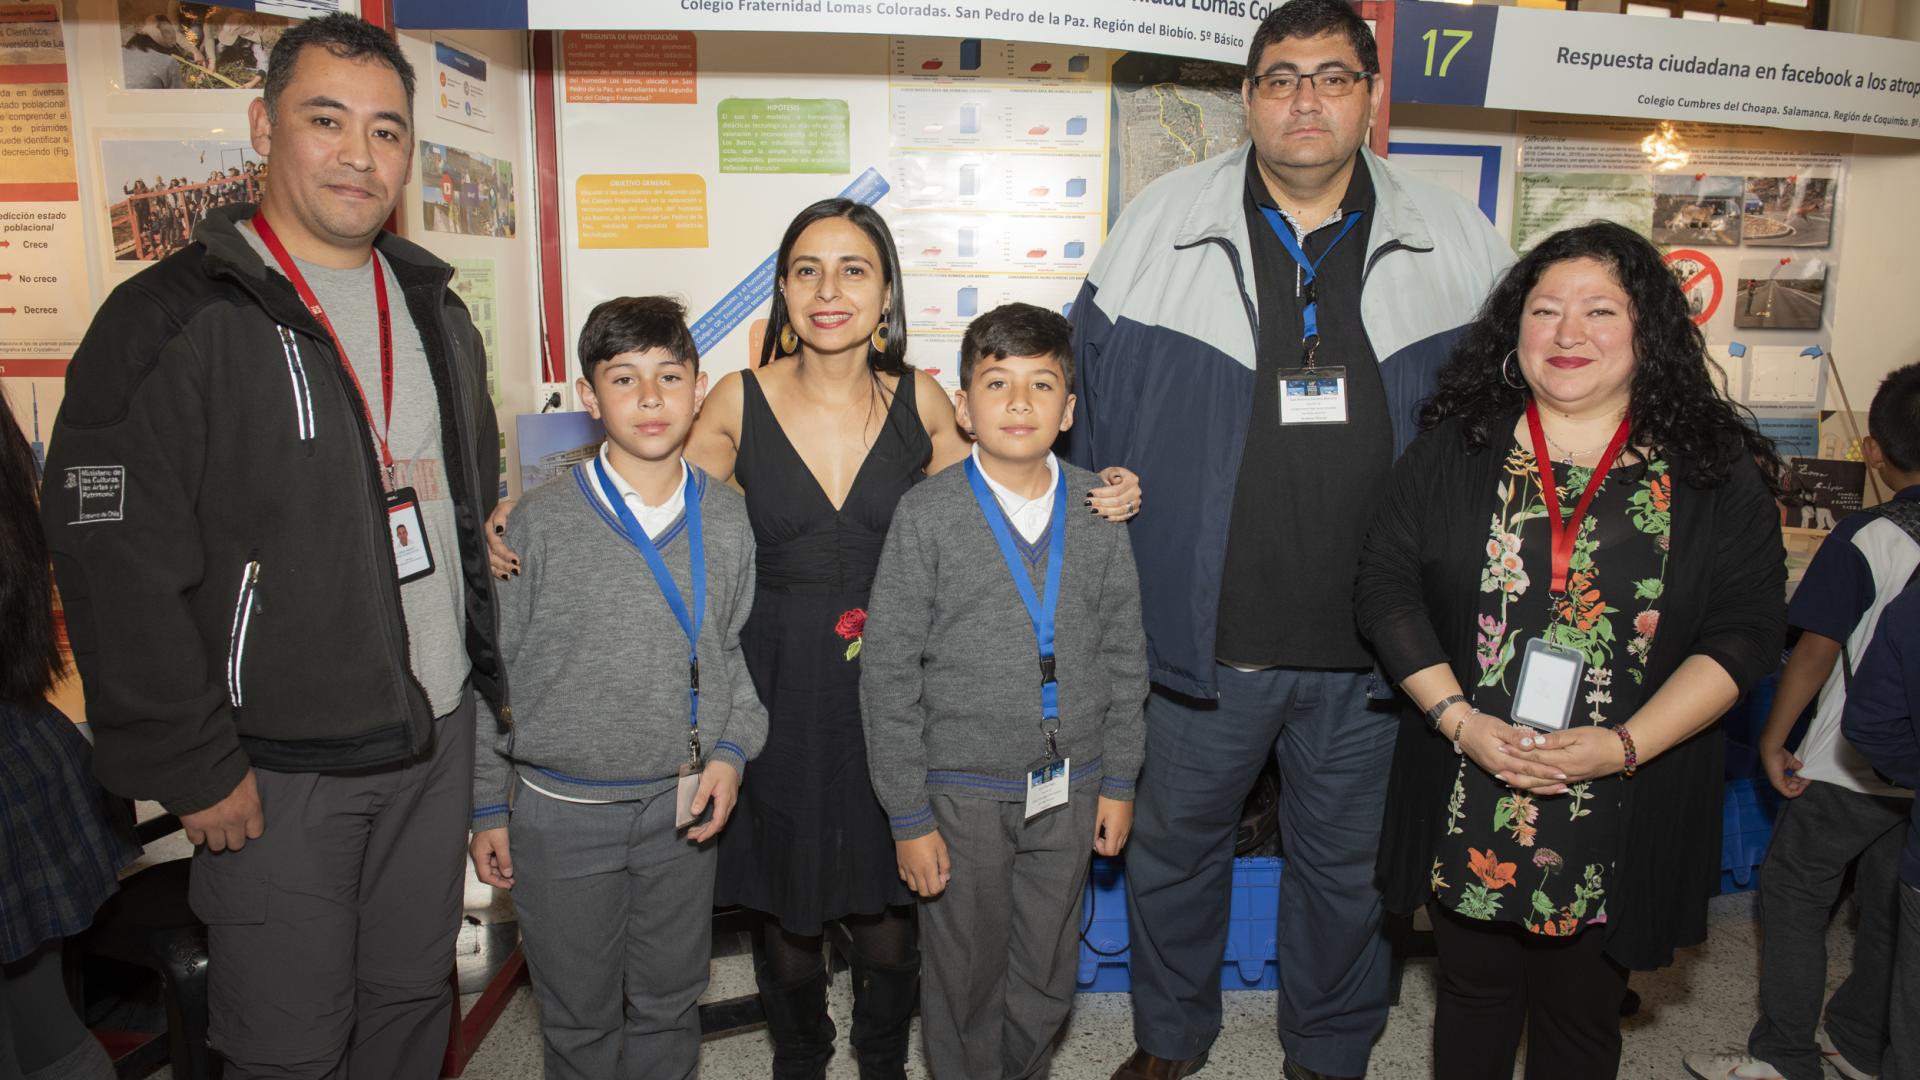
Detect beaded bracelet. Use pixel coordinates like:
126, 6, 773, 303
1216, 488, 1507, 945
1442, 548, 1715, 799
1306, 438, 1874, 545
1449, 708, 1477, 755
1613, 725, 1638, 777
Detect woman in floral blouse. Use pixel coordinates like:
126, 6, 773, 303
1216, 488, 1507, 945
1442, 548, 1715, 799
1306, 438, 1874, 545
1355, 221, 1786, 1079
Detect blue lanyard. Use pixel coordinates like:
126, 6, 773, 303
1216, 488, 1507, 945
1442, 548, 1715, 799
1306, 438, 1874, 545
592, 457, 705, 759
964, 457, 1068, 738
1258, 206, 1363, 344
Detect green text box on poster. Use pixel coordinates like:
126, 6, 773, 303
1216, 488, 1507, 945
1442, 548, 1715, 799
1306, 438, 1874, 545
718, 98, 849, 174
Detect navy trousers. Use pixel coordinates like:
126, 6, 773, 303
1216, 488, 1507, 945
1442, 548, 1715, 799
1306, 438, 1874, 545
1124, 666, 1397, 1077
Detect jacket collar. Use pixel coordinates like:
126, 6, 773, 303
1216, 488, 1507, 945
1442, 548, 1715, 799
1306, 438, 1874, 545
195, 203, 455, 292
1174, 145, 1435, 258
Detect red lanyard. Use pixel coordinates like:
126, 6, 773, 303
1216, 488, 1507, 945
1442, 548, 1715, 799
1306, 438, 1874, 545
1525, 398, 1632, 595
251, 214, 396, 486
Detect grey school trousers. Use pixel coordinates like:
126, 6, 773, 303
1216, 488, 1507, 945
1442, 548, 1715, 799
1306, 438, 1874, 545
1124, 667, 1396, 1077
1747, 779, 1910, 1080
919, 792, 1100, 1080
1890, 884, 1920, 1080
192, 694, 474, 1079
508, 782, 715, 1080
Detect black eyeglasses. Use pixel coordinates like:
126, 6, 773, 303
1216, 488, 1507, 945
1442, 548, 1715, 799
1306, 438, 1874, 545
1248, 69, 1374, 100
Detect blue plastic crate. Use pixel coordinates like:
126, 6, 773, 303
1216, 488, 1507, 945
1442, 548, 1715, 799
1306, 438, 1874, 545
1075, 856, 1284, 993
1720, 777, 1782, 893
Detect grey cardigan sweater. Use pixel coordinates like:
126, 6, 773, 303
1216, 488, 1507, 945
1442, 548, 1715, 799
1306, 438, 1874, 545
860, 461, 1149, 840
471, 461, 765, 832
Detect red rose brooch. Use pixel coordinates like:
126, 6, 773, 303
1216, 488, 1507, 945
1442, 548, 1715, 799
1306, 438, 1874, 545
835, 608, 867, 661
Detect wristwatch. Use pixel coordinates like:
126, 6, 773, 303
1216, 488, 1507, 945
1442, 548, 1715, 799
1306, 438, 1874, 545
1423, 694, 1468, 728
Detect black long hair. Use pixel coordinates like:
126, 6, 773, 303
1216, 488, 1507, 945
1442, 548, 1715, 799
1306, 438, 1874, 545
1, 389, 60, 704
1421, 220, 1782, 491
758, 199, 908, 376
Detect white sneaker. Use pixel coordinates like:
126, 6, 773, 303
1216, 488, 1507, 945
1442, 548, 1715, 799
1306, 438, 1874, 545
1682, 1050, 1787, 1080
1816, 1026, 1878, 1080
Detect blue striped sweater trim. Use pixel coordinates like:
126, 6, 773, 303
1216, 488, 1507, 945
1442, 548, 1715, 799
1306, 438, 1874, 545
571, 461, 708, 551
531, 764, 680, 788
889, 806, 935, 828
924, 754, 1105, 795
472, 803, 509, 819
714, 740, 746, 762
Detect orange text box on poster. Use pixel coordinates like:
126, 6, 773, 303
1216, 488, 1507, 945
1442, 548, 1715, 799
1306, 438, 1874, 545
564, 31, 696, 104
576, 174, 708, 249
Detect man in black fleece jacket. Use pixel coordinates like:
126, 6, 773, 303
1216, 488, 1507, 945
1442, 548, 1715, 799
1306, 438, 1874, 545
40, 16, 502, 1079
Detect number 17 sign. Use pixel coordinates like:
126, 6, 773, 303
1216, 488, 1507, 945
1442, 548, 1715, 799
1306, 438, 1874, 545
1392, 2, 1498, 108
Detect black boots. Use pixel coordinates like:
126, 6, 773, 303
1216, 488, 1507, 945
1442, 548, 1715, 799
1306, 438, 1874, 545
757, 961, 836, 1080
847, 955, 919, 1080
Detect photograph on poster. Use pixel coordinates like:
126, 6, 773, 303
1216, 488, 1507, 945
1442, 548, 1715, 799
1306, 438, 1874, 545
1743, 175, 1835, 247
421, 141, 515, 238
1734, 255, 1828, 330
1651, 174, 1742, 247
101, 138, 264, 262
1781, 457, 1865, 531
117, 0, 296, 91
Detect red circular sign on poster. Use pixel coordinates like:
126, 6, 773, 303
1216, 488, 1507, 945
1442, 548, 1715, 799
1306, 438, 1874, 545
1663, 248, 1723, 326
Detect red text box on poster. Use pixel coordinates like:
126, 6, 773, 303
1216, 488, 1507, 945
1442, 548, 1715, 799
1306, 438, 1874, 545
564, 32, 696, 105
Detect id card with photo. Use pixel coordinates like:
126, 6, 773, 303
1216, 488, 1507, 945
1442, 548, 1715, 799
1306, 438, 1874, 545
386, 488, 434, 584
1278, 366, 1348, 425
1510, 637, 1587, 732
1024, 757, 1070, 820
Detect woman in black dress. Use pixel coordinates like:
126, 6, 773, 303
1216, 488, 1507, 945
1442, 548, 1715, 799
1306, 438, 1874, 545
1354, 222, 1785, 1079
487, 199, 1142, 1077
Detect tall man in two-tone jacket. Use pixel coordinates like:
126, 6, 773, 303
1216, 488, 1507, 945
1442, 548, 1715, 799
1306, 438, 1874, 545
41, 16, 505, 1079
1068, 3, 1515, 1079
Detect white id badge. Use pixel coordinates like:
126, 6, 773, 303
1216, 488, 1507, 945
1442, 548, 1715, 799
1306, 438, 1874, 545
386, 488, 434, 584
1278, 366, 1348, 425
675, 763, 700, 830
1024, 757, 1071, 820
1510, 637, 1587, 732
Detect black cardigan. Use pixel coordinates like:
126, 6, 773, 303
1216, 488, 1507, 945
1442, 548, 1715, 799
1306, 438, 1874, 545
1355, 413, 1785, 971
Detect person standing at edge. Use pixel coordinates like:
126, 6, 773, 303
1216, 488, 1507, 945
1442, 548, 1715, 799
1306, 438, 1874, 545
41, 15, 504, 1079
1066, 2, 1514, 1078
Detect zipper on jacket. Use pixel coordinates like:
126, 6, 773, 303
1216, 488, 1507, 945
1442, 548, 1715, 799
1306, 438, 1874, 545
275, 326, 318, 449
1177, 235, 1262, 349
226, 554, 262, 707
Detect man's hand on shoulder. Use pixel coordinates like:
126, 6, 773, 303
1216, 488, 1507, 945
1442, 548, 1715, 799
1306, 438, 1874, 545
180, 768, 265, 852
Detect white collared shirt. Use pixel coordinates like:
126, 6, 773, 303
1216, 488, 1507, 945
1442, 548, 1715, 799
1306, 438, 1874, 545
972, 444, 1058, 544
588, 443, 687, 541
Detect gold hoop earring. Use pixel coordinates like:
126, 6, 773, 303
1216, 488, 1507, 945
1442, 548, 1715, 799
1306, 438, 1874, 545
778, 323, 799, 355
1501, 349, 1525, 390
871, 323, 890, 354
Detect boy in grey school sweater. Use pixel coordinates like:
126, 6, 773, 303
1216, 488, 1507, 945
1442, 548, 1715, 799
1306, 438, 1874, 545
468, 297, 764, 1080
861, 303, 1147, 1079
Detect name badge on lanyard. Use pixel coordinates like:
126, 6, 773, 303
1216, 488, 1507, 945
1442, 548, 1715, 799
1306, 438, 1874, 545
1508, 401, 1633, 733
592, 458, 709, 828
251, 216, 432, 582
963, 458, 1072, 820
1260, 206, 1362, 426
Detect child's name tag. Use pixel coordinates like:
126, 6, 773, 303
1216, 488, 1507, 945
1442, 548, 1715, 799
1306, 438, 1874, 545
675, 763, 700, 830
1511, 637, 1586, 733
1278, 367, 1348, 425
386, 488, 434, 584
1025, 757, 1071, 820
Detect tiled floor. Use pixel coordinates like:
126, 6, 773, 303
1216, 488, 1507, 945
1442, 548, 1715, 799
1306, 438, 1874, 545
443, 889, 1850, 1080
132, 826, 1855, 1079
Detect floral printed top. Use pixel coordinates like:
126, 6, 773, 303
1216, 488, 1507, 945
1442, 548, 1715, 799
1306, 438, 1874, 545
1430, 441, 1672, 936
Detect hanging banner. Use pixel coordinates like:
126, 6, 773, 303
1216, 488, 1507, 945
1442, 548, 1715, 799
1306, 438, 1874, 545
1393, 1, 1920, 141
396, 0, 1920, 142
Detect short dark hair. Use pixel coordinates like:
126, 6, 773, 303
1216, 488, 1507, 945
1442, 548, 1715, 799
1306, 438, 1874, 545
1, 389, 60, 705
264, 14, 416, 120
1245, 0, 1378, 80
577, 296, 699, 384
959, 303, 1075, 393
1868, 362, 1920, 472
